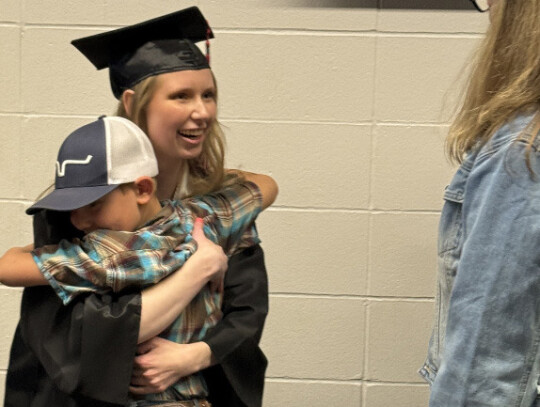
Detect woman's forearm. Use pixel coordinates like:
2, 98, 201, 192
139, 264, 209, 343
139, 218, 227, 343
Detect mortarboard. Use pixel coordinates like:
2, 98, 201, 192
71, 6, 214, 99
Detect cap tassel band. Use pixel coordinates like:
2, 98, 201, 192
205, 23, 211, 64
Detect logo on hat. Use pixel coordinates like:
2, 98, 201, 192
56, 155, 94, 177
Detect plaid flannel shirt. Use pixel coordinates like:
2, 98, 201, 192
32, 181, 262, 401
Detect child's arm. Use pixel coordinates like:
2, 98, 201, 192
227, 170, 278, 209
0, 244, 48, 286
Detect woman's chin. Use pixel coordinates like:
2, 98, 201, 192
178, 146, 204, 161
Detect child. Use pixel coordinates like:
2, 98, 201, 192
0, 115, 277, 404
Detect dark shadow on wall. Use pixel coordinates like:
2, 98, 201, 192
286, 0, 476, 10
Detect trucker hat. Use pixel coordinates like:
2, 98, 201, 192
27, 116, 158, 214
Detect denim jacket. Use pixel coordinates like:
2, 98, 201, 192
420, 111, 540, 407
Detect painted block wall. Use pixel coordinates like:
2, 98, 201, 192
0, 1, 488, 405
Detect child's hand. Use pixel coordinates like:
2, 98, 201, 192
191, 218, 227, 293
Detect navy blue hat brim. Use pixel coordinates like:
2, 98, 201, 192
26, 184, 119, 215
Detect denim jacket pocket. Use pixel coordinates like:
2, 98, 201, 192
438, 189, 463, 257
437, 147, 475, 257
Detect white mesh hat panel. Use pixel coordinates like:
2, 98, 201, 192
105, 116, 159, 184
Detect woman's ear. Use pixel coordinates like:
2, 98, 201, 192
121, 89, 135, 118
134, 176, 156, 205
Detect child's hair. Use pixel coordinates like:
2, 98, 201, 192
446, 0, 540, 163
115, 72, 234, 197
117, 181, 140, 194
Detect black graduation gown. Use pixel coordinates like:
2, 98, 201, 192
4, 210, 268, 407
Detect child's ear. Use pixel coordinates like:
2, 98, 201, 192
121, 89, 135, 118
134, 176, 156, 204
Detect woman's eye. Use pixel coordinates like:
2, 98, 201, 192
173, 93, 188, 100
171, 93, 187, 100
203, 91, 216, 100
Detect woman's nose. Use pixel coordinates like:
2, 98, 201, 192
191, 98, 210, 120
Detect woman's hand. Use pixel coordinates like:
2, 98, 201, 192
129, 337, 215, 394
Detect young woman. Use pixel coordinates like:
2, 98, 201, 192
420, 0, 540, 405
5, 7, 269, 407
116, 64, 271, 405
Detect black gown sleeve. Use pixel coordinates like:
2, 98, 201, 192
203, 244, 269, 407
4, 210, 141, 407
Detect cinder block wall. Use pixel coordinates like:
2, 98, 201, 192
0, 1, 488, 406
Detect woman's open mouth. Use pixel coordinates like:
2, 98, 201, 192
177, 129, 205, 144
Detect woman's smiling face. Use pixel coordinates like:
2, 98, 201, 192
145, 68, 217, 163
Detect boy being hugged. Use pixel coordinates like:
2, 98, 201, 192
0, 116, 277, 404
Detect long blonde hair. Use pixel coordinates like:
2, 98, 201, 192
116, 73, 231, 197
446, 0, 540, 163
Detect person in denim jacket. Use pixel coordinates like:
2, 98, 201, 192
420, 0, 540, 405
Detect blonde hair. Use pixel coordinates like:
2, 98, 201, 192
446, 0, 540, 163
116, 73, 232, 197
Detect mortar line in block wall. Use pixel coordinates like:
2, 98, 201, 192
1, 113, 452, 128
211, 28, 484, 40
269, 293, 434, 302
221, 118, 455, 127
18, 22, 485, 39
264, 377, 429, 386
267, 206, 442, 215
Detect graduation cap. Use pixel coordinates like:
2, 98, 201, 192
71, 6, 214, 99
